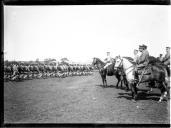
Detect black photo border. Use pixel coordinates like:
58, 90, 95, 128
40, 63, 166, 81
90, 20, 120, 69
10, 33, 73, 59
1, 0, 170, 127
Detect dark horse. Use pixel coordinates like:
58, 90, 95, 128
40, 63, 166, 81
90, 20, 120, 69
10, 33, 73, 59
92, 57, 129, 90
114, 56, 169, 102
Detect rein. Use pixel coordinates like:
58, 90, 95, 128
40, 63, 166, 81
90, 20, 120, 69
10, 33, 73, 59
125, 65, 134, 72
117, 58, 134, 75
94, 58, 105, 69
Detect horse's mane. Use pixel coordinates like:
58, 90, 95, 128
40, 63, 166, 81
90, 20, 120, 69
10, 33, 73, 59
95, 57, 105, 64
122, 56, 136, 65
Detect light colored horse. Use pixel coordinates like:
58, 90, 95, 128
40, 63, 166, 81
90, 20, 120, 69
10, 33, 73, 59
114, 56, 168, 102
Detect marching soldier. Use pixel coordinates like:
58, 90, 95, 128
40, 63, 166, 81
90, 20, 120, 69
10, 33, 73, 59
11, 64, 19, 80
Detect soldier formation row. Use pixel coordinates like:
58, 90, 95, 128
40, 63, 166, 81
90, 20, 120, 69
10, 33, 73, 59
4, 63, 94, 82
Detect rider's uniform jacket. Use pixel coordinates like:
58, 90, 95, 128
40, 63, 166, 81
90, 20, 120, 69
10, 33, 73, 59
138, 49, 149, 66
134, 54, 139, 64
105, 56, 112, 63
163, 52, 170, 66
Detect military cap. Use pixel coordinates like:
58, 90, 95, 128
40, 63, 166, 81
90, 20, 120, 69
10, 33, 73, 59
139, 45, 143, 49
142, 44, 147, 49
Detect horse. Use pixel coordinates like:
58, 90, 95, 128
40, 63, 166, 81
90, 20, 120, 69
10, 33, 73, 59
114, 56, 169, 102
92, 57, 129, 90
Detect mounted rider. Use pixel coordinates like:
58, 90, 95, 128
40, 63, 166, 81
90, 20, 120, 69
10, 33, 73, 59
137, 44, 149, 68
103, 52, 113, 69
157, 54, 164, 62
162, 46, 170, 67
134, 44, 150, 81
133, 49, 139, 64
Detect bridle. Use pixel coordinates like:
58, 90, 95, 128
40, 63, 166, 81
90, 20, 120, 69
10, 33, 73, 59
93, 58, 104, 69
115, 57, 123, 70
115, 57, 134, 75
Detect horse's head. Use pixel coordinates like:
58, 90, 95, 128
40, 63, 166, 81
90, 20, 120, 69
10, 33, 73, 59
111, 58, 116, 64
114, 56, 123, 69
92, 57, 98, 66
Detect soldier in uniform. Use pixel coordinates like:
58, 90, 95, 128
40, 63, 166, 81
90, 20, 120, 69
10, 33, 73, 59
158, 54, 163, 62
134, 44, 150, 81
133, 49, 139, 64
104, 52, 113, 69
11, 64, 19, 80
162, 47, 170, 67
137, 44, 149, 69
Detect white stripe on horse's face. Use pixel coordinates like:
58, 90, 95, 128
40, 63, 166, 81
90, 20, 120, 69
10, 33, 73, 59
114, 58, 122, 68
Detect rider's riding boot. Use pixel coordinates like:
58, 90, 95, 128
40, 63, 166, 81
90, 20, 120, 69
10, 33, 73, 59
134, 71, 139, 83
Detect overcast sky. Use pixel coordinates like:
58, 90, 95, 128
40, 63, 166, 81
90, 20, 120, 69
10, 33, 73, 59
4, 5, 170, 63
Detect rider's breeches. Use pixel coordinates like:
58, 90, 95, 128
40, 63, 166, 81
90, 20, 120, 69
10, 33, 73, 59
133, 66, 138, 80
104, 62, 112, 69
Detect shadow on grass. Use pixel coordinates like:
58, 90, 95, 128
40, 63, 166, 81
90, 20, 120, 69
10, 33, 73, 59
95, 84, 130, 92
117, 91, 161, 101
95, 84, 116, 88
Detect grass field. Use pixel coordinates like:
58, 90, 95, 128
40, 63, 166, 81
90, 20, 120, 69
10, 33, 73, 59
4, 72, 170, 123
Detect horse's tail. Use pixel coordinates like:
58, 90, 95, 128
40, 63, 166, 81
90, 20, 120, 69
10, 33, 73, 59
166, 66, 170, 77
163, 66, 169, 83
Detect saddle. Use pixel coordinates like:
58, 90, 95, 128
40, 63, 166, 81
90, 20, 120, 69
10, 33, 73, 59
134, 65, 152, 86
136, 61, 152, 75
105, 64, 115, 76
137, 66, 151, 75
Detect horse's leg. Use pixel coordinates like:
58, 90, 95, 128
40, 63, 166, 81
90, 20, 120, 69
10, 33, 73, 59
147, 81, 154, 94
120, 79, 123, 88
165, 77, 170, 100
104, 75, 107, 87
120, 76, 123, 88
158, 82, 167, 102
130, 82, 138, 101
130, 83, 135, 98
102, 78, 104, 86
116, 78, 120, 88
134, 83, 138, 100
101, 75, 105, 86
162, 81, 169, 100
124, 77, 129, 91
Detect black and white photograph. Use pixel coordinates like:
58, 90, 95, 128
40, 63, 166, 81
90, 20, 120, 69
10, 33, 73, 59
3, 4, 170, 125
